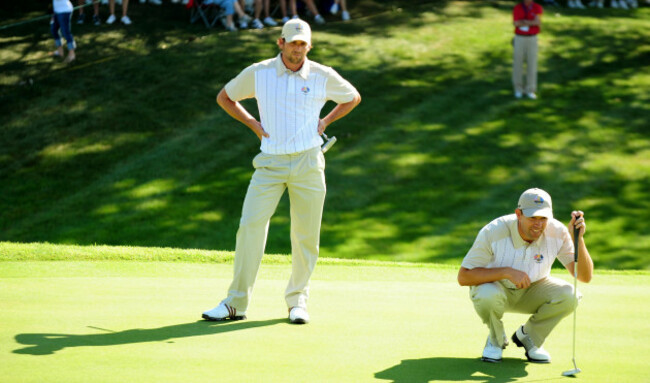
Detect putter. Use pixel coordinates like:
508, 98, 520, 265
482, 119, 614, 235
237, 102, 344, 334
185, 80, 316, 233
562, 214, 582, 377
321, 132, 337, 153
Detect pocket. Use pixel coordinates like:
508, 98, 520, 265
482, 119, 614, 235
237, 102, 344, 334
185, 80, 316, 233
306, 149, 325, 172
252, 152, 271, 169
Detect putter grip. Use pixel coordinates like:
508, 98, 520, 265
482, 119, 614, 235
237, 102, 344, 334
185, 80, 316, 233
573, 214, 581, 263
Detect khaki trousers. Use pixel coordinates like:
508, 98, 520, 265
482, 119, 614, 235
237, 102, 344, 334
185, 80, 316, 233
512, 34, 538, 94
470, 276, 579, 348
222, 147, 326, 312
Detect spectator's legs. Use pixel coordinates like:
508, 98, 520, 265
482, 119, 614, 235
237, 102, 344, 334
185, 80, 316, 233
264, 0, 271, 18
121, 0, 130, 17
278, 0, 288, 19
340, 0, 349, 20
525, 35, 538, 94
303, 0, 320, 16
77, 0, 85, 19
289, 0, 297, 17
53, 13, 76, 62
512, 35, 526, 95
50, 16, 65, 57
254, 0, 262, 19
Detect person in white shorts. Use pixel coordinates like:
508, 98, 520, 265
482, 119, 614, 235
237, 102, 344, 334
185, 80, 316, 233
202, 18, 361, 325
458, 188, 593, 363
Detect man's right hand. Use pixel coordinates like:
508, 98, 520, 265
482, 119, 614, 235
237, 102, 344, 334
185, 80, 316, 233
250, 120, 269, 140
506, 268, 531, 289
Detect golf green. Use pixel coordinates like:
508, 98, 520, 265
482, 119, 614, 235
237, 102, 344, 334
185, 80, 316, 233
1, 261, 648, 382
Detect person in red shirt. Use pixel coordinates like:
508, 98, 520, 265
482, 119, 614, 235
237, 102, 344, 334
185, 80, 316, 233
512, 0, 543, 99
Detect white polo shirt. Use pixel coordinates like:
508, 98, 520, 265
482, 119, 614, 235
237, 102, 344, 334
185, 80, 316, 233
461, 214, 574, 286
224, 54, 359, 155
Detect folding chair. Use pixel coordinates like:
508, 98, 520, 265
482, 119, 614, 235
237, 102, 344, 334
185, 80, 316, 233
187, 0, 211, 28
188, 0, 226, 29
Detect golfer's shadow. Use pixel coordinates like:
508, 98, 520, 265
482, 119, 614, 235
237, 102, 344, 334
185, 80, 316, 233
13, 318, 286, 356
375, 357, 528, 383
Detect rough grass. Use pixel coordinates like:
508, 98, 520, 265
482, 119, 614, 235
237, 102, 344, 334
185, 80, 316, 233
1, 1, 648, 269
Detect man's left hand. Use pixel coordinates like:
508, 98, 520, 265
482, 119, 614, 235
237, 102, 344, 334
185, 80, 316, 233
569, 210, 586, 239
317, 119, 327, 135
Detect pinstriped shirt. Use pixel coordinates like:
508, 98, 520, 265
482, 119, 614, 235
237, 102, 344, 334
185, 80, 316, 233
461, 214, 574, 285
224, 54, 359, 155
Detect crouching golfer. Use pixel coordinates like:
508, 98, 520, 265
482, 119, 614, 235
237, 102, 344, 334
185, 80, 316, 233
202, 19, 361, 324
458, 188, 593, 363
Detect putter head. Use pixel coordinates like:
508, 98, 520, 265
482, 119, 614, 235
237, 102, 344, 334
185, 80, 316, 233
321, 133, 337, 153
562, 368, 581, 377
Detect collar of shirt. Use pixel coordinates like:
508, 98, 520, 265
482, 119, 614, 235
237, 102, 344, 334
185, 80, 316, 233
274, 53, 310, 80
508, 218, 540, 249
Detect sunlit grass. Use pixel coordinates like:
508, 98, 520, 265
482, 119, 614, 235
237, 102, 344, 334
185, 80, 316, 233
0, 1, 648, 269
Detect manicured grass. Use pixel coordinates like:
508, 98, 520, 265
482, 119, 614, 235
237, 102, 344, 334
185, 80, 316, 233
1, 258, 648, 382
1, 1, 648, 269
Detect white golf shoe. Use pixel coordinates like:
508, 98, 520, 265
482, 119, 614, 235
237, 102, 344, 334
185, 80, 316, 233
481, 336, 506, 363
289, 307, 310, 324
202, 302, 246, 321
512, 326, 551, 363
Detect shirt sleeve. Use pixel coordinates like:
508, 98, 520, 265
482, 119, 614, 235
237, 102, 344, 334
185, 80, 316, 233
556, 226, 574, 267
535, 3, 544, 15
461, 227, 494, 269
513, 4, 524, 21
224, 64, 256, 102
325, 67, 359, 104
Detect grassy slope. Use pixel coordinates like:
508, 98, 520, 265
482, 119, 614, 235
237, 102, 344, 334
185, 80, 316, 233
1, 1, 648, 269
1, 260, 649, 383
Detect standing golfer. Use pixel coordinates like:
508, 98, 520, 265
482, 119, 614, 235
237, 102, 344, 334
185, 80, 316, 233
202, 19, 361, 324
458, 188, 593, 363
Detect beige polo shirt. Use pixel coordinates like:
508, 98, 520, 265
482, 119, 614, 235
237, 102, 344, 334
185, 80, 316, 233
461, 214, 574, 286
224, 54, 359, 155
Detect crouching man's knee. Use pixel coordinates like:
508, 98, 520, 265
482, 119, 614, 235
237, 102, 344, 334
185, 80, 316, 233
550, 285, 580, 315
471, 282, 508, 316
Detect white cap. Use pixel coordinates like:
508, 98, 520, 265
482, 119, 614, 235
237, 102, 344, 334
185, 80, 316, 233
518, 188, 553, 219
281, 19, 312, 45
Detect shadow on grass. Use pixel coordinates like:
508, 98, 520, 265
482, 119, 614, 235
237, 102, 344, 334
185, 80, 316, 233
13, 318, 286, 355
375, 357, 529, 383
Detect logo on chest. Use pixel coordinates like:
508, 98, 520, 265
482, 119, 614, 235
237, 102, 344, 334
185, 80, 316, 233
533, 254, 544, 263
300, 86, 310, 95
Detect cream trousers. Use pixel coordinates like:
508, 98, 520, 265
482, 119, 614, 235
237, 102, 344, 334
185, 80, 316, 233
222, 147, 326, 312
512, 34, 538, 94
470, 276, 579, 348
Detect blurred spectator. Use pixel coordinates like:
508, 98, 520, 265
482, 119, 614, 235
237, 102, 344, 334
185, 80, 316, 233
329, 0, 349, 21
512, 0, 543, 100
77, 0, 101, 25
256, 0, 279, 28
107, 0, 132, 25
51, 0, 76, 63
205, 0, 252, 31
610, 0, 638, 8
289, 0, 325, 24
567, 0, 586, 8
139, 0, 162, 4
271, 0, 291, 24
